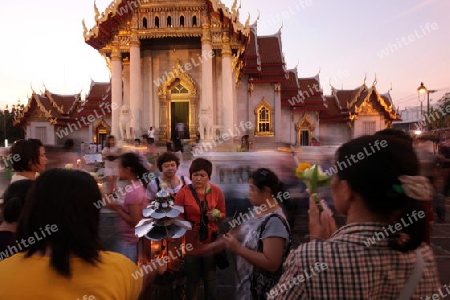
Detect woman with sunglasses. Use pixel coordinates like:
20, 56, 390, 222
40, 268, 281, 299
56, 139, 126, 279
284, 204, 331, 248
175, 158, 226, 300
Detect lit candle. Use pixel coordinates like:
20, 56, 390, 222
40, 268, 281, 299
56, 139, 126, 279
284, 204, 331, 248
76, 159, 81, 168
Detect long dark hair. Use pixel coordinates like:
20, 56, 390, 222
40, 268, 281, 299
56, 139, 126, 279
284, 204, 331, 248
120, 152, 150, 188
336, 135, 427, 252
16, 169, 102, 277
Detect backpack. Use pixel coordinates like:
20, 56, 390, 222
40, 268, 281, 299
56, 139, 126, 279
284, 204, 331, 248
250, 213, 292, 300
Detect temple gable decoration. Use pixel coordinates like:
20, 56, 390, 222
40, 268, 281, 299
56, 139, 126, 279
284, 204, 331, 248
351, 86, 399, 121
357, 100, 378, 115
157, 60, 198, 98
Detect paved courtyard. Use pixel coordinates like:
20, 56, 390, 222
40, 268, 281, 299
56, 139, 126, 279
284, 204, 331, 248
0, 148, 449, 298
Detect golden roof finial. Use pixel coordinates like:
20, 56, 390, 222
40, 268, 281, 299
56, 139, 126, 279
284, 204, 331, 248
245, 12, 251, 28
94, 1, 100, 21
82, 19, 88, 38
232, 0, 238, 12
389, 82, 393, 92
363, 72, 367, 85
373, 73, 378, 86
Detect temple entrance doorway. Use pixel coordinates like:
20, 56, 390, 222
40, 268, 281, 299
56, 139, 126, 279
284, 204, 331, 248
94, 118, 110, 147
170, 101, 189, 139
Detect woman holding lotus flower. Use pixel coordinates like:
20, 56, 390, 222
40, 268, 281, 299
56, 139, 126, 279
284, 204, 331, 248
271, 135, 441, 300
175, 157, 226, 300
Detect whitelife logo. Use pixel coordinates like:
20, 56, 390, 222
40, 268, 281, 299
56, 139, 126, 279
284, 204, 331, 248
363, 210, 425, 247
324, 139, 388, 177
0, 224, 58, 261
376, 22, 439, 58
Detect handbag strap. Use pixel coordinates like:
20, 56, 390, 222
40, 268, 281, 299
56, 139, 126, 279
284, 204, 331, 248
188, 184, 207, 225
256, 213, 291, 256
396, 248, 425, 300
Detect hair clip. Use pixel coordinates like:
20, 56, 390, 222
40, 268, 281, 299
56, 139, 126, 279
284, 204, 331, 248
398, 175, 433, 201
392, 184, 404, 194
259, 169, 269, 176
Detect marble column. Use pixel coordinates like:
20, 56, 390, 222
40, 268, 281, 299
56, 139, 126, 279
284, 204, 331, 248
130, 39, 141, 139
201, 22, 214, 140
274, 83, 282, 140
142, 51, 153, 132
123, 61, 130, 106
221, 33, 233, 139
111, 50, 122, 139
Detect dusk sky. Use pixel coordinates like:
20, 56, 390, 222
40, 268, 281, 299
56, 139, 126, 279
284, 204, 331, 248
0, 0, 448, 111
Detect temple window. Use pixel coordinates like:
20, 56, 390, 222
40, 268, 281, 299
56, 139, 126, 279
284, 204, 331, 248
254, 98, 274, 136
258, 107, 270, 133
171, 83, 189, 94
180, 16, 185, 27
363, 121, 376, 135
192, 16, 197, 27
155, 16, 159, 28
142, 17, 147, 28
167, 16, 172, 27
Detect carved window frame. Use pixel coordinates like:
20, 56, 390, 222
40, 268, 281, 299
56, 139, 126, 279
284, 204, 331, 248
254, 98, 274, 136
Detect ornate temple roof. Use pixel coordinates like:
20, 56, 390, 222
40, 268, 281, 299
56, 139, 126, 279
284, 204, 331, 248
320, 82, 401, 123
281, 70, 327, 111
242, 26, 260, 75
83, 0, 250, 52
71, 81, 112, 122
13, 91, 81, 127
320, 95, 349, 123
246, 28, 288, 83
296, 74, 327, 111
13, 82, 111, 128
281, 69, 300, 105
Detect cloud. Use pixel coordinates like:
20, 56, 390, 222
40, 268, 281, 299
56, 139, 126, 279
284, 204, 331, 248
393, 0, 438, 21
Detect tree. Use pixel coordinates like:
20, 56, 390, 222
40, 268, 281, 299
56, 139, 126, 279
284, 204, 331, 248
0, 106, 25, 144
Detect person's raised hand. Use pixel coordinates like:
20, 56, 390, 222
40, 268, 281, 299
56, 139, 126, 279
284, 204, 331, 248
308, 195, 338, 241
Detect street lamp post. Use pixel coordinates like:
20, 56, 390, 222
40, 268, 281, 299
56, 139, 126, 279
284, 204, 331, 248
417, 82, 437, 130
3, 105, 8, 147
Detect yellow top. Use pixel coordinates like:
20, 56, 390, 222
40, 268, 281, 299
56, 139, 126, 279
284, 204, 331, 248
0, 251, 142, 300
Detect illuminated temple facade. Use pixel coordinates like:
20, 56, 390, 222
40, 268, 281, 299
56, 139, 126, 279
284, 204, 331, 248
14, 0, 400, 146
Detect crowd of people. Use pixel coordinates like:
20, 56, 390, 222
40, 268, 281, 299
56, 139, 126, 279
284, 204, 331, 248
0, 128, 447, 299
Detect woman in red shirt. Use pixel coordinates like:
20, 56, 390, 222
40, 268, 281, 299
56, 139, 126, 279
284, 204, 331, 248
175, 158, 226, 300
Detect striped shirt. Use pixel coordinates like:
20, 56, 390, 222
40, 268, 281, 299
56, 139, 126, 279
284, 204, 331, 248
270, 223, 441, 300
